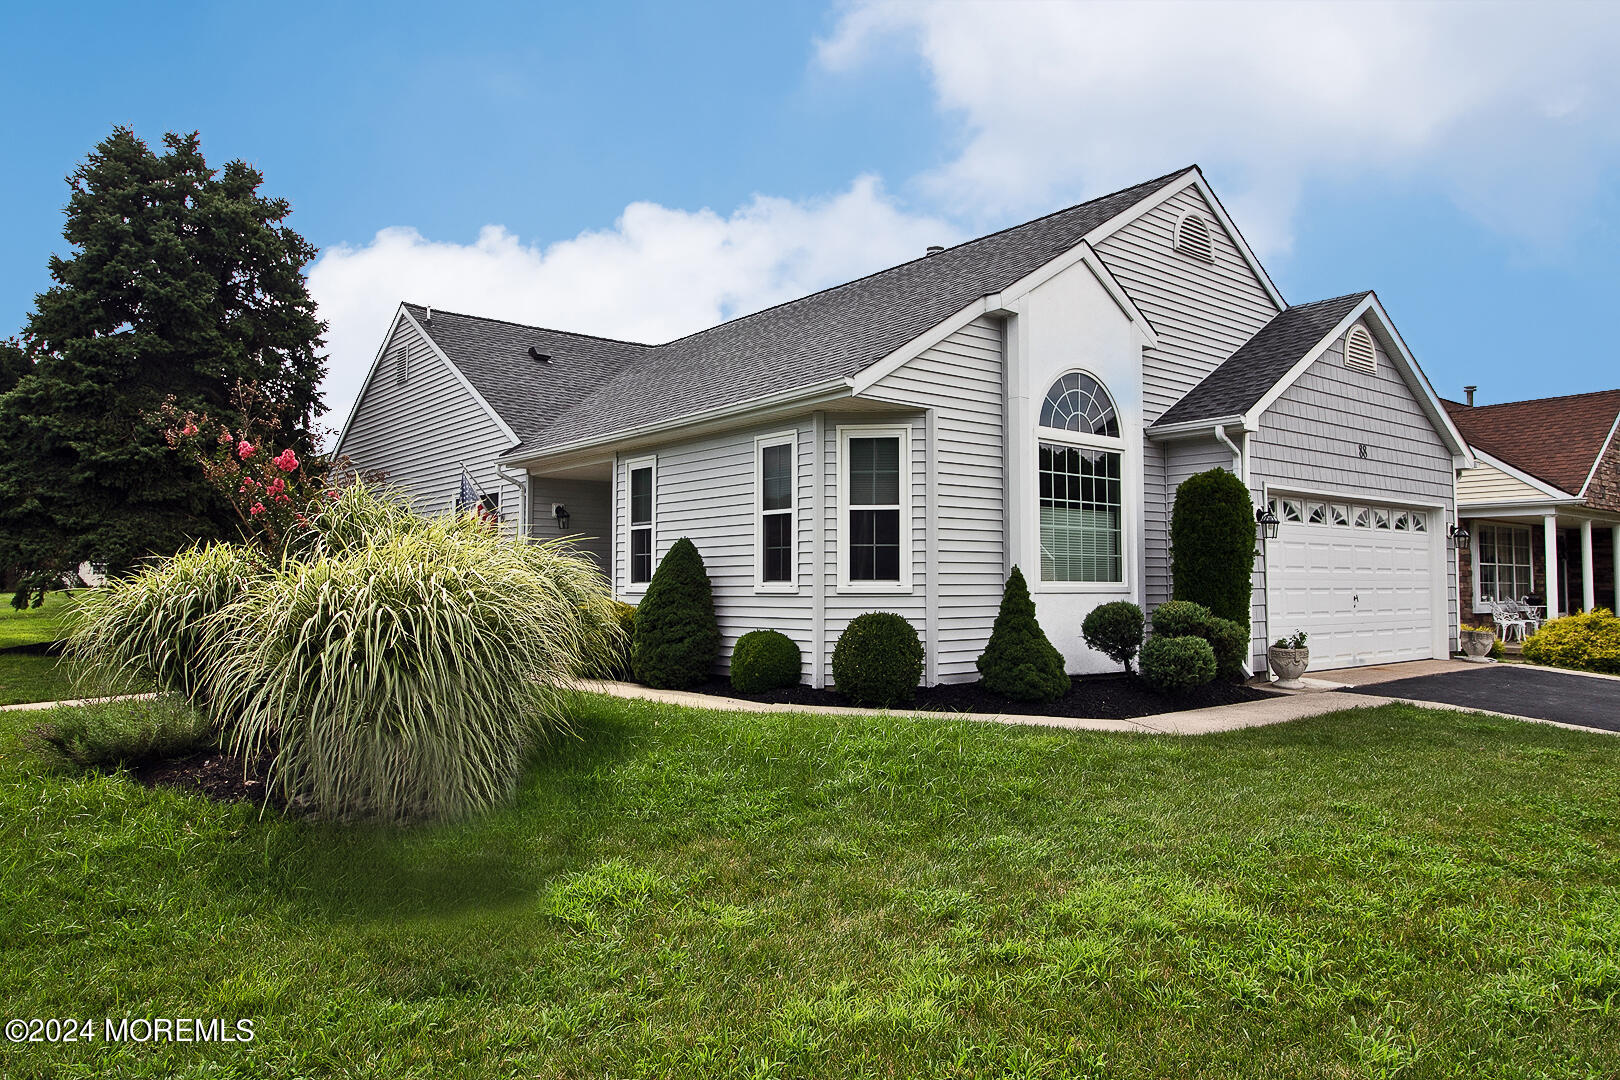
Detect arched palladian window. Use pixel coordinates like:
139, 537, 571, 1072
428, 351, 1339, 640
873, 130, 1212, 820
1037, 371, 1124, 584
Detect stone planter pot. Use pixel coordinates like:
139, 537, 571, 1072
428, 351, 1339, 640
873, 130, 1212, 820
1267, 646, 1310, 689
1459, 629, 1495, 662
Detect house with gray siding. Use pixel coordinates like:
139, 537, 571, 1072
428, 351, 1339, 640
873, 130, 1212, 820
337, 165, 1473, 684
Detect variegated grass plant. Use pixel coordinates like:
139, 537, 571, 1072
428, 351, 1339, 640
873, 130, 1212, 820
67, 542, 266, 700
206, 508, 621, 822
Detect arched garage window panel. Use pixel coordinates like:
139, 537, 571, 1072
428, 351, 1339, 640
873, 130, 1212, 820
1037, 372, 1124, 584
1039, 371, 1119, 437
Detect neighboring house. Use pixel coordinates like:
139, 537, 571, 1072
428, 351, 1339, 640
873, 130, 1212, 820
1446, 389, 1620, 618
337, 165, 1474, 685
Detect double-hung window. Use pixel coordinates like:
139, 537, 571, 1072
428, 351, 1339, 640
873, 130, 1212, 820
626, 457, 655, 587
838, 426, 910, 591
1475, 523, 1533, 606
756, 433, 796, 589
1037, 371, 1125, 584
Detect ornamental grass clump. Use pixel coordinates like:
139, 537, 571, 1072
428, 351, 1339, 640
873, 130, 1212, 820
68, 542, 266, 699
206, 515, 620, 822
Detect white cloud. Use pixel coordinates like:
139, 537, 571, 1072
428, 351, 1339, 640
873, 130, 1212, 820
819, 0, 1620, 257
308, 176, 956, 429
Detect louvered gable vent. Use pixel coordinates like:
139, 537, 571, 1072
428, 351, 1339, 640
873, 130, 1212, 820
1344, 324, 1377, 374
1173, 212, 1214, 262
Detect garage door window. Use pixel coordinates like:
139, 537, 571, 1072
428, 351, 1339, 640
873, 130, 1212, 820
1476, 524, 1533, 603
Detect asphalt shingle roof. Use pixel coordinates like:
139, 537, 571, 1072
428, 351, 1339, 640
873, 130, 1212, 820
401, 303, 652, 439
1152, 292, 1370, 427
1443, 389, 1620, 495
422, 166, 1192, 457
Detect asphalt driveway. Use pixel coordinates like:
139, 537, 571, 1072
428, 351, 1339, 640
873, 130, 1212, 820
1349, 665, 1620, 733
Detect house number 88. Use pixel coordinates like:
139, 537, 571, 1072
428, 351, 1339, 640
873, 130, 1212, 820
1357, 443, 1368, 459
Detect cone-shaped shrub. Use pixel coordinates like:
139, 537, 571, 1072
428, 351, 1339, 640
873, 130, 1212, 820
631, 537, 719, 689
1170, 468, 1255, 626
832, 612, 924, 707
976, 566, 1069, 702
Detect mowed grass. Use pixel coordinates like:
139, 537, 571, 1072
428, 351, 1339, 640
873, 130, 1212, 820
0, 591, 82, 705
2, 696, 1618, 1078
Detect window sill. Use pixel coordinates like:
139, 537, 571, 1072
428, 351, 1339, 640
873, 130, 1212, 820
836, 583, 914, 595
1032, 581, 1129, 594
754, 584, 801, 596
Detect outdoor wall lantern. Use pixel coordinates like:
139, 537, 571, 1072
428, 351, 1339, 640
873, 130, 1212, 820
553, 504, 571, 531
1448, 522, 1470, 552
1255, 505, 1279, 540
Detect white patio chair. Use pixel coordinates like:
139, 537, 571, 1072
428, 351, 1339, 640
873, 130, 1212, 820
1507, 599, 1543, 633
1488, 600, 1529, 642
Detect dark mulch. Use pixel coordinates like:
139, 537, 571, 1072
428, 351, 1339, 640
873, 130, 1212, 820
127, 747, 289, 810
689, 672, 1276, 720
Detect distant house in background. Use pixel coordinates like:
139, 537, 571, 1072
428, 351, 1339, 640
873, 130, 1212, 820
337, 165, 1476, 687
1447, 389, 1620, 617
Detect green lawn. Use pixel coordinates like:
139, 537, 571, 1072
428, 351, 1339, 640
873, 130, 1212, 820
2, 696, 1617, 1078
0, 591, 82, 705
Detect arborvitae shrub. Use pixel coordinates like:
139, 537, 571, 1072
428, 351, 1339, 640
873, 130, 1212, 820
1170, 468, 1255, 626
1082, 601, 1145, 673
976, 566, 1069, 702
1139, 635, 1216, 694
730, 629, 802, 693
631, 537, 719, 689
832, 613, 924, 707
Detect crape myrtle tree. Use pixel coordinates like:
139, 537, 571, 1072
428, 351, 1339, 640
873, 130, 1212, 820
0, 127, 327, 606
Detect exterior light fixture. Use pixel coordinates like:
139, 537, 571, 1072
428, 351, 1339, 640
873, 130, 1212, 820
553, 504, 570, 531
1255, 505, 1279, 540
1448, 522, 1469, 552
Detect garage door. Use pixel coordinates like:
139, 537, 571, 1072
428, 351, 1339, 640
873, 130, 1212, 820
1266, 496, 1438, 669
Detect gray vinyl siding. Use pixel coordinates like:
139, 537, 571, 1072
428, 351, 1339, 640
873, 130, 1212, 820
337, 315, 522, 537
527, 477, 611, 570
613, 421, 817, 679
862, 316, 1005, 682
1249, 331, 1459, 662
1093, 185, 1281, 616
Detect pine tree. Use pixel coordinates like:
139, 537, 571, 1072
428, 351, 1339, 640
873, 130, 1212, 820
0, 128, 327, 604
976, 566, 1070, 702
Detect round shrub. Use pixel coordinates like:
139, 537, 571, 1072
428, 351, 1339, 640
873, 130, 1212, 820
631, 537, 719, 690
1139, 635, 1216, 695
1152, 599, 1213, 639
977, 566, 1069, 702
731, 629, 802, 693
1522, 609, 1620, 674
1170, 468, 1255, 626
1204, 616, 1251, 681
832, 613, 924, 707
1082, 601, 1145, 672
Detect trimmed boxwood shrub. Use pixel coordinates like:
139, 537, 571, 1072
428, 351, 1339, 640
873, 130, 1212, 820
977, 566, 1069, 702
1082, 601, 1145, 673
1152, 599, 1248, 681
832, 612, 924, 707
1139, 635, 1217, 694
1522, 608, 1620, 674
731, 629, 802, 693
1170, 468, 1255, 626
631, 537, 719, 690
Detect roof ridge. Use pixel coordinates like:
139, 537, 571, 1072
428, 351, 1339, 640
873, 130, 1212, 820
401, 301, 656, 349
1450, 387, 1620, 411
647, 164, 1199, 351
1286, 290, 1372, 312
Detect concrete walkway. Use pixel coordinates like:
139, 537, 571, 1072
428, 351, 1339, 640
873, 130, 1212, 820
580, 658, 1618, 738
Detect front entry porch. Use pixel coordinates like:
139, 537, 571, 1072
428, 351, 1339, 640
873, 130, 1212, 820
1460, 512, 1620, 621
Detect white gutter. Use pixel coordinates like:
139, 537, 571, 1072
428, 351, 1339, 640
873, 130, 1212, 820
1214, 423, 1243, 478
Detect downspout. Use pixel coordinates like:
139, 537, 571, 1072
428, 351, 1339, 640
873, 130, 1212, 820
1214, 424, 1258, 677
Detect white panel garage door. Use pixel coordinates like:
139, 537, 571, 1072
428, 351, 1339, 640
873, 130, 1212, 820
1266, 498, 1437, 669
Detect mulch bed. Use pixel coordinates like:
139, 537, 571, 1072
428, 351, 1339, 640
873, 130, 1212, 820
689, 672, 1276, 720
127, 747, 289, 810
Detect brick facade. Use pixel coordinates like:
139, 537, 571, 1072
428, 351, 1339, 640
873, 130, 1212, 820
1459, 519, 1618, 619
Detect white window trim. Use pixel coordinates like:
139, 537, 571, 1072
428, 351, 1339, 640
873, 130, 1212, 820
1172, 210, 1215, 263
836, 424, 913, 594
1344, 323, 1377, 375
1034, 427, 1130, 591
623, 454, 656, 594
754, 430, 799, 594
1471, 521, 1535, 613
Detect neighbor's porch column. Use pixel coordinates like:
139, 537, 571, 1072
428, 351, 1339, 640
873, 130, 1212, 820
1582, 519, 1596, 613
1544, 513, 1560, 617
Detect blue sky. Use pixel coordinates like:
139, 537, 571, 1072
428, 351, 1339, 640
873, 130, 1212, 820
4, 0, 1619, 428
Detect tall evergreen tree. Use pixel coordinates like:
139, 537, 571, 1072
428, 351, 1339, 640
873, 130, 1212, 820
0, 128, 327, 604
0, 339, 27, 395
